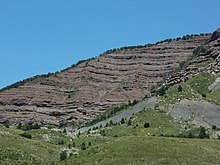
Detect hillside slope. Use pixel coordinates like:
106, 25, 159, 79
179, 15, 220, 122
0, 34, 210, 126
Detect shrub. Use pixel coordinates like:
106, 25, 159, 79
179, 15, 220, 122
72, 141, 75, 147
120, 118, 125, 124
127, 119, 132, 126
144, 122, 150, 128
57, 140, 64, 145
109, 120, 113, 126
100, 130, 106, 136
187, 132, 194, 138
19, 123, 41, 131
20, 132, 32, 139
202, 94, 206, 98
158, 86, 167, 96
17, 122, 22, 129
199, 127, 209, 139
177, 85, 183, 92
212, 125, 217, 130
193, 46, 207, 56
60, 151, 67, 161
81, 142, 86, 150
4, 123, 10, 128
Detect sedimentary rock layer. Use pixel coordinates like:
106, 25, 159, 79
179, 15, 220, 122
0, 34, 210, 125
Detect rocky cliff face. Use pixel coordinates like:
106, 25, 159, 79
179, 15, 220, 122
0, 34, 211, 126
167, 29, 220, 86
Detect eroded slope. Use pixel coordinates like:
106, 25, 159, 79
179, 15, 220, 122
0, 35, 210, 125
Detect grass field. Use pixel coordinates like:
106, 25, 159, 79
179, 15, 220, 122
64, 136, 220, 165
186, 73, 215, 95
208, 89, 220, 105
102, 108, 181, 138
0, 126, 60, 165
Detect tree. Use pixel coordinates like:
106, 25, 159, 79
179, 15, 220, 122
32, 123, 41, 129
144, 122, 150, 128
199, 127, 207, 139
132, 100, 138, 105
81, 142, 86, 150
202, 94, 206, 98
20, 132, 32, 139
158, 86, 167, 96
57, 140, 64, 145
88, 141, 92, 147
212, 125, 217, 130
100, 130, 106, 136
127, 119, 132, 126
109, 120, 113, 126
177, 85, 183, 92
77, 131, 81, 137
17, 122, 22, 129
120, 118, 125, 124
187, 132, 194, 138
60, 151, 67, 161
72, 141, 75, 147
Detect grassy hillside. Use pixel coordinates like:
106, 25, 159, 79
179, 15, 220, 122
0, 127, 59, 165
64, 136, 220, 165
208, 89, 220, 105
186, 73, 215, 95
0, 107, 219, 165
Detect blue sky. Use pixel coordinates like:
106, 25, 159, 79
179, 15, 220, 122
0, 0, 220, 88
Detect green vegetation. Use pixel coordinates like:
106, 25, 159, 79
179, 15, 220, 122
198, 127, 209, 139
0, 126, 60, 165
172, 45, 208, 74
0, 71, 218, 165
84, 100, 138, 127
60, 150, 67, 161
157, 85, 168, 96
102, 108, 181, 137
64, 136, 220, 165
144, 122, 150, 128
159, 82, 199, 107
177, 85, 183, 92
19, 132, 32, 139
194, 59, 213, 68
207, 89, 220, 105
186, 73, 215, 95
81, 142, 86, 150
1, 98, 219, 165
17, 123, 41, 131
193, 46, 207, 56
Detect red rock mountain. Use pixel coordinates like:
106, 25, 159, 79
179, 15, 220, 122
0, 32, 212, 126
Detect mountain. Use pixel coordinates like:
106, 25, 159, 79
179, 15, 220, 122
1, 28, 220, 165
0, 32, 211, 126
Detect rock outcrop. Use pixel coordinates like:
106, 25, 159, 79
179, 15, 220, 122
0, 33, 211, 125
167, 29, 220, 86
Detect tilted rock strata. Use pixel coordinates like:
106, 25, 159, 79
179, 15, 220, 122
0, 35, 210, 125
167, 29, 220, 86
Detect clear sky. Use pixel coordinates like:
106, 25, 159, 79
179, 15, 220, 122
0, 0, 220, 88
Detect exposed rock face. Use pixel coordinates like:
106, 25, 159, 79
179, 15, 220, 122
167, 29, 220, 86
0, 34, 211, 125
